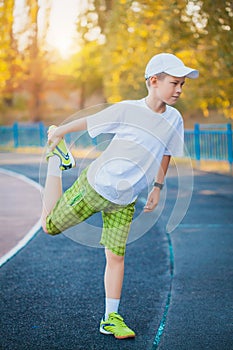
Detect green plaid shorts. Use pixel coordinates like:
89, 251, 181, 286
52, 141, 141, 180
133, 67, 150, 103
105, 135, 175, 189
46, 168, 135, 256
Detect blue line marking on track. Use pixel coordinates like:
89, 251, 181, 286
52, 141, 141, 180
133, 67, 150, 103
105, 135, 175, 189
151, 232, 174, 349
151, 221, 233, 348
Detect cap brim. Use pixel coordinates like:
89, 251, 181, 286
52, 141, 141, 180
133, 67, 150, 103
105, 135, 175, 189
165, 66, 199, 79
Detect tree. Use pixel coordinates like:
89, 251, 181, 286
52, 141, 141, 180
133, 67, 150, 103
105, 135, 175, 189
24, 0, 52, 122
0, 0, 52, 122
102, 0, 200, 103
0, 0, 21, 107
1, 0, 232, 123
74, 0, 113, 108
68, 42, 104, 109
75, 0, 233, 120
189, 0, 233, 118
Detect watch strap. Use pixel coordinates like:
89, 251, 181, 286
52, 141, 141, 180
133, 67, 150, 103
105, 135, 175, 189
153, 182, 164, 190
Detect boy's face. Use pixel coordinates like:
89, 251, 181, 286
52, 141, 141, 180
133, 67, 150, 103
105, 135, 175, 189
151, 75, 186, 106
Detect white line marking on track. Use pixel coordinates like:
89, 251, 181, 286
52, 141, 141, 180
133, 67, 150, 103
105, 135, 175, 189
0, 168, 43, 268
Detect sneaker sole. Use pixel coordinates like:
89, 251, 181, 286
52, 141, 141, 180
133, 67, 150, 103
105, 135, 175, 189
114, 334, 135, 339
100, 328, 135, 339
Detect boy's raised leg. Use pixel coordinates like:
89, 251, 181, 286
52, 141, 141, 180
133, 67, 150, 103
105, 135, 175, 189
41, 127, 75, 233
41, 156, 63, 233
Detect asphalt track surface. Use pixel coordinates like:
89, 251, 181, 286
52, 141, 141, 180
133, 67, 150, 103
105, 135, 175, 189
0, 155, 233, 349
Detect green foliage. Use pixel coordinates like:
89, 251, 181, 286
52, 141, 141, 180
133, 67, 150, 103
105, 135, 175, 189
67, 41, 104, 108
0, 0, 233, 123
0, 0, 21, 103
75, 0, 233, 119
190, 0, 233, 118
0, 0, 53, 122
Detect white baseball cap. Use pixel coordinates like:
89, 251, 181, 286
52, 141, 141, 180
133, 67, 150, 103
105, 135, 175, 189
145, 53, 199, 79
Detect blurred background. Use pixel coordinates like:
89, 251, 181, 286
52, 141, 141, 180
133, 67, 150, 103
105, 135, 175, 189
0, 0, 232, 128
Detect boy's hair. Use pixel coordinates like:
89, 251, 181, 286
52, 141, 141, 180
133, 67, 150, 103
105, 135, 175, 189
145, 72, 167, 90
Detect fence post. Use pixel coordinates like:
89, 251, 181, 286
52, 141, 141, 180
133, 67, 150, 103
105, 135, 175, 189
92, 136, 97, 147
194, 123, 200, 165
13, 122, 19, 148
66, 133, 71, 145
227, 123, 233, 172
39, 122, 45, 147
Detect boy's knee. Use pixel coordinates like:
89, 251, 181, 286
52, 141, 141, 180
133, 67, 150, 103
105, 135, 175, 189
105, 249, 125, 264
41, 216, 61, 236
41, 219, 49, 234
41, 218, 53, 235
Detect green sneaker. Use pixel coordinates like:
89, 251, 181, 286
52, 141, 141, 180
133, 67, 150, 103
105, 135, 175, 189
100, 312, 136, 339
46, 125, 75, 170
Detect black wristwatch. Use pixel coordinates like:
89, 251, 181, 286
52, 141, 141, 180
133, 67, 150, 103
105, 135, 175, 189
153, 182, 164, 190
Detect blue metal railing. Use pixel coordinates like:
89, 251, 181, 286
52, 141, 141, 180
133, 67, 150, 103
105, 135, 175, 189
0, 122, 232, 167
184, 123, 233, 166
12, 122, 46, 147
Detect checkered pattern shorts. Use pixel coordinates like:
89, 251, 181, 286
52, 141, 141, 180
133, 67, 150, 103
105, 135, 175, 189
46, 168, 135, 256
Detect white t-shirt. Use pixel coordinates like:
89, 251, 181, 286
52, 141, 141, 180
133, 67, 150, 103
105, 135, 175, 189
86, 98, 184, 205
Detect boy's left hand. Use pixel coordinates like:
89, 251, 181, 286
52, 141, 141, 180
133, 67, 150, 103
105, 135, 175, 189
144, 188, 160, 212
47, 126, 62, 151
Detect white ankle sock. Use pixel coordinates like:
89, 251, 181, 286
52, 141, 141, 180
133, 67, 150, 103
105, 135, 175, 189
47, 156, 62, 177
105, 298, 120, 320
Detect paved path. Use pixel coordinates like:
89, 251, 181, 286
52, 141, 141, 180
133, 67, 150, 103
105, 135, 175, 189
0, 152, 232, 350
0, 169, 42, 259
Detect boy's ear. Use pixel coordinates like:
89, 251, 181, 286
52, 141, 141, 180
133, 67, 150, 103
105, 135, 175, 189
150, 76, 159, 86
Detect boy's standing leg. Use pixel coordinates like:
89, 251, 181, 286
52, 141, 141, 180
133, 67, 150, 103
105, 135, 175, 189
100, 249, 136, 339
100, 206, 136, 339
104, 249, 124, 317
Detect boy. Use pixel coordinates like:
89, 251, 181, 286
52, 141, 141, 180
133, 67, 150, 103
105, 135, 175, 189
41, 53, 198, 339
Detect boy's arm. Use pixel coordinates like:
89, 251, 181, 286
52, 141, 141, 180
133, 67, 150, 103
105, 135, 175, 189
144, 155, 171, 212
48, 118, 87, 151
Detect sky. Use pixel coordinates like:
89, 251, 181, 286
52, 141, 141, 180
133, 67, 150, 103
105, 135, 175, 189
46, 0, 85, 57
14, 0, 86, 57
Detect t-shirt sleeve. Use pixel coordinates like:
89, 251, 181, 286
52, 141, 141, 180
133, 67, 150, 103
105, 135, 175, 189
86, 103, 124, 138
164, 117, 184, 157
